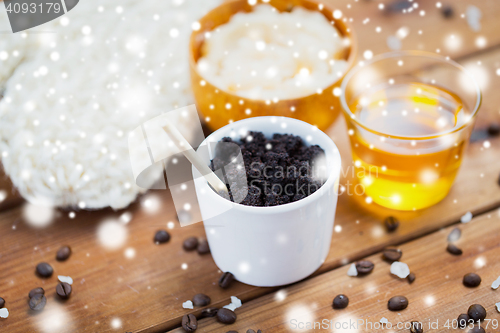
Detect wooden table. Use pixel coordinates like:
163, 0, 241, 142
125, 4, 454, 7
1, 0, 500, 332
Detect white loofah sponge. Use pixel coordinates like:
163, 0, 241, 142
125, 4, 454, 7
0, 0, 221, 209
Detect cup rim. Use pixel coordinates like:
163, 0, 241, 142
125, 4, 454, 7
188, 0, 358, 102
340, 50, 483, 140
194, 116, 341, 214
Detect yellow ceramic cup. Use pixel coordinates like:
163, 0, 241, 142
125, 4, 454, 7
189, 0, 357, 131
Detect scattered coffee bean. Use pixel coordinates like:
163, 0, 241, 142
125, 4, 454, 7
332, 294, 349, 309
388, 296, 409, 311
56, 282, 72, 299
446, 244, 463, 255
200, 307, 218, 318
384, 216, 400, 232
441, 5, 454, 18
183, 237, 199, 251
217, 308, 237, 324
29, 294, 47, 311
56, 246, 72, 261
192, 293, 211, 307
384, 0, 412, 14
0, 297, 4, 308
246, 330, 256, 333
28, 287, 45, 299
407, 273, 416, 284
36, 262, 53, 278
154, 230, 171, 244
383, 248, 402, 262
219, 272, 234, 289
488, 123, 500, 136
468, 327, 485, 333
226, 331, 238, 333
181, 314, 197, 332
463, 273, 482, 288
355, 260, 374, 274
468, 304, 486, 322
410, 321, 423, 333
458, 313, 470, 329
197, 240, 210, 255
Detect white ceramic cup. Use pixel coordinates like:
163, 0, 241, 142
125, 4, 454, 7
193, 116, 341, 287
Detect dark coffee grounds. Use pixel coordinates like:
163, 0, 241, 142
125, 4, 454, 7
210, 131, 325, 207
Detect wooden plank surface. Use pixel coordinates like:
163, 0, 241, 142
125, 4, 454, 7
178, 210, 500, 332
1, 0, 500, 332
0, 169, 22, 212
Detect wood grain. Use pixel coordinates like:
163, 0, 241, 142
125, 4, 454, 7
0, 168, 22, 212
177, 210, 500, 332
1, 1, 500, 332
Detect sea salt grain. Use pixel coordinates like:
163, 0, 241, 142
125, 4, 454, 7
0, 308, 8, 318
491, 276, 500, 290
347, 263, 358, 277
58, 275, 74, 285
230, 296, 242, 309
496, 302, 500, 313
466, 5, 482, 32
461, 212, 473, 223
390, 262, 410, 279
380, 317, 389, 324
223, 303, 237, 311
447, 227, 461, 242
182, 300, 193, 309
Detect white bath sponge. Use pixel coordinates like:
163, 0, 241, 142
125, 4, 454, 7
0, 0, 221, 209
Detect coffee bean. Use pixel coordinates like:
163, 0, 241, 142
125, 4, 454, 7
441, 5, 454, 18
192, 293, 211, 307
246, 330, 257, 333
197, 240, 210, 255
468, 304, 486, 322
355, 260, 374, 274
28, 287, 45, 299
383, 248, 402, 262
468, 327, 485, 333
458, 314, 470, 328
29, 294, 47, 311
388, 296, 409, 311
200, 307, 218, 318
56, 282, 72, 299
217, 308, 237, 324
488, 123, 500, 136
36, 262, 53, 278
56, 246, 72, 261
407, 273, 416, 284
332, 294, 349, 309
226, 331, 238, 333
410, 321, 423, 333
446, 244, 463, 255
183, 237, 199, 251
154, 230, 171, 244
181, 314, 197, 332
219, 272, 234, 289
0, 297, 4, 308
384, 216, 399, 232
463, 273, 481, 288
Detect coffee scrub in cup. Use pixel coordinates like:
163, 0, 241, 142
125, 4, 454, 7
192, 117, 341, 287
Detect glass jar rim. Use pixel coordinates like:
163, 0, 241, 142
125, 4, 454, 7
340, 50, 482, 140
